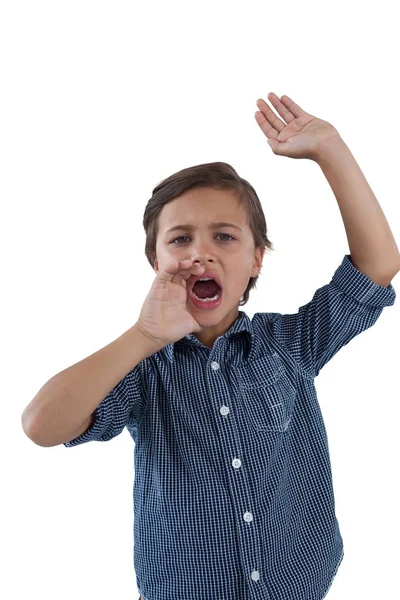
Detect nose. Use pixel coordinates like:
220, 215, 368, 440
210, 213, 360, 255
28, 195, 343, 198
192, 250, 215, 264
193, 257, 214, 268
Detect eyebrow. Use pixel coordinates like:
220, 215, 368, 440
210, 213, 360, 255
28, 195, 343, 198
165, 222, 243, 234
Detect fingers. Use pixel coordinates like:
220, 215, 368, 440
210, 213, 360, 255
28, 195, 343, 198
163, 259, 204, 284
180, 260, 204, 280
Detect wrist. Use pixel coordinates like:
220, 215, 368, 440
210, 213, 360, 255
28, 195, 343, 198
315, 136, 349, 167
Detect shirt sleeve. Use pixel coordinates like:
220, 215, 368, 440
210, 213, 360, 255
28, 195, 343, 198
63, 361, 146, 447
265, 254, 397, 379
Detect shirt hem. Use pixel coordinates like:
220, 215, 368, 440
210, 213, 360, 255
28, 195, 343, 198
137, 547, 344, 600
318, 545, 345, 600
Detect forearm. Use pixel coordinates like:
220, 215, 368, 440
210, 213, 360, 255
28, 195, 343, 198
316, 138, 400, 286
21, 323, 163, 447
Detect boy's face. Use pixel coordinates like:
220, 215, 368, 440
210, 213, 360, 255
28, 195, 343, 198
153, 187, 265, 349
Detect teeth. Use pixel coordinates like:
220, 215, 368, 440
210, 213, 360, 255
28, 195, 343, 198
192, 290, 221, 302
198, 277, 213, 282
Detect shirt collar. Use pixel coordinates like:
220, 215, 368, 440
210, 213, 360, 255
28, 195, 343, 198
164, 310, 259, 363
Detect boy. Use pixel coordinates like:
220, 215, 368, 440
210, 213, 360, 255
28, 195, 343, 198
22, 93, 399, 600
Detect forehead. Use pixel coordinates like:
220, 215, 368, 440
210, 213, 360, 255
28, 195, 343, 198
158, 187, 246, 228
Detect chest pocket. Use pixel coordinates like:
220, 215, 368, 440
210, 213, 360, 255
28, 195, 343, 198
233, 353, 296, 433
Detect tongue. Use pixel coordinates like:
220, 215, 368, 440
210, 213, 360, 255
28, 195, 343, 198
193, 279, 221, 299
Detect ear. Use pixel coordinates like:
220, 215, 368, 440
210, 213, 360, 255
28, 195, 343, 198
251, 246, 265, 277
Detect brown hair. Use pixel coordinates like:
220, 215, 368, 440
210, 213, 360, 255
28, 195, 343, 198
142, 161, 275, 306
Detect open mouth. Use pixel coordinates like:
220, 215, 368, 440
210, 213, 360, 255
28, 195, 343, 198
191, 278, 222, 301
189, 278, 223, 309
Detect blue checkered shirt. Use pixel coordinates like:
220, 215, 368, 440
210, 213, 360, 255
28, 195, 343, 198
64, 255, 396, 600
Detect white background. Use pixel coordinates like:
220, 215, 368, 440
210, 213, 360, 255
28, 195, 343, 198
2, 1, 399, 598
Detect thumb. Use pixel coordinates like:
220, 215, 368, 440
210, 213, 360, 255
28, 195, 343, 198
268, 137, 292, 156
267, 138, 280, 153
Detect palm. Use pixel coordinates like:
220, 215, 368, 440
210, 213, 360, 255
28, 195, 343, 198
255, 93, 340, 160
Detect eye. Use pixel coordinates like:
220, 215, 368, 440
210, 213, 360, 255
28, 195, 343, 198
171, 233, 235, 244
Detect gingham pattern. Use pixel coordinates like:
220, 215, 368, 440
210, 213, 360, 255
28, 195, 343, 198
64, 254, 396, 600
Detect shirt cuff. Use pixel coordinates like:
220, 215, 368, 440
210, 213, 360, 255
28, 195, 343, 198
63, 393, 114, 447
331, 254, 396, 307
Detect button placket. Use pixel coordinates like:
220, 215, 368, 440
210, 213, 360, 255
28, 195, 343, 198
213, 359, 261, 588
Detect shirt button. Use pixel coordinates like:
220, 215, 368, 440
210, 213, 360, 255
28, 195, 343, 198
243, 511, 253, 523
211, 361, 220, 370
220, 405, 230, 416
232, 458, 241, 469
251, 570, 260, 581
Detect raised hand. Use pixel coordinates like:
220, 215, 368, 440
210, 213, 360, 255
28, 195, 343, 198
254, 92, 341, 161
